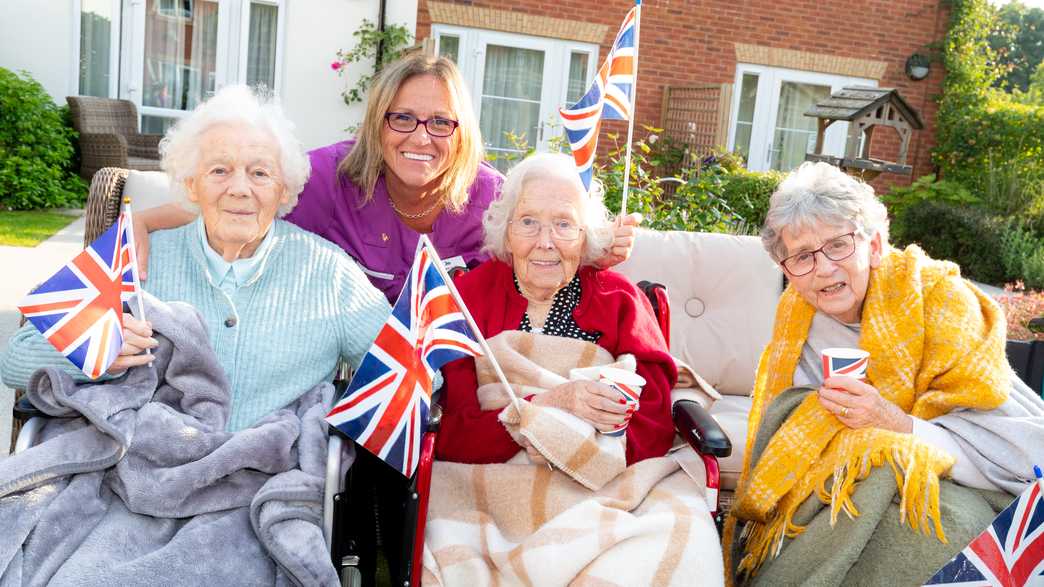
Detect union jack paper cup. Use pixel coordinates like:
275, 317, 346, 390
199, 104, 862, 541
598, 366, 645, 437
821, 347, 870, 381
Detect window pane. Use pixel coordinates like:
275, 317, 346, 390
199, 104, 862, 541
480, 45, 544, 171
142, 0, 218, 112
79, 0, 114, 97
734, 73, 759, 163
246, 2, 278, 90
770, 81, 830, 171
566, 52, 589, 105
438, 35, 459, 63
141, 114, 180, 134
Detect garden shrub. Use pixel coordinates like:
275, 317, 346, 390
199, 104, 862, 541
935, 0, 1044, 229
895, 198, 1044, 289
0, 68, 86, 210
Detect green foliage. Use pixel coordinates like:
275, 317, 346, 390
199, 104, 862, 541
882, 174, 980, 224
894, 198, 1044, 289
598, 131, 777, 234
936, 0, 1044, 203
989, 1, 1044, 94
0, 68, 86, 210
487, 127, 780, 234
333, 19, 413, 107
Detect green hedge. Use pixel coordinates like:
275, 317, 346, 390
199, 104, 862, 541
893, 199, 1044, 289
935, 0, 1044, 226
599, 134, 780, 234
0, 68, 86, 210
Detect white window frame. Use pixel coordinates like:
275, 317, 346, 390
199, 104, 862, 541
727, 64, 876, 172
115, 0, 284, 127
236, 0, 286, 91
431, 24, 597, 153
71, 0, 123, 98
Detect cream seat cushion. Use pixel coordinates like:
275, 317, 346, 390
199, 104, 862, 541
123, 169, 172, 212
615, 229, 782, 488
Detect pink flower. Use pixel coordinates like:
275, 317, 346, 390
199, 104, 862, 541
330, 61, 343, 71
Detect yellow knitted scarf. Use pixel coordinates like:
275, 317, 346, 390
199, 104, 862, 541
724, 245, 1010, 580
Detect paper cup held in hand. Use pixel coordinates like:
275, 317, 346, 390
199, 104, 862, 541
598, 366, 645, 436
821, 347, 869, 380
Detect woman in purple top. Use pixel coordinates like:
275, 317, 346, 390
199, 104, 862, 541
135, 54, 639, 303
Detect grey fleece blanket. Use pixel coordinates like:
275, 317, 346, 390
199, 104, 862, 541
731, 387, 1014, 587
0, 293, 339, 586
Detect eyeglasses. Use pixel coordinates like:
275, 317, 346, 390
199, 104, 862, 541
508, 216, 584, 241
384, 112, 460, 137
779, 232, 857, 277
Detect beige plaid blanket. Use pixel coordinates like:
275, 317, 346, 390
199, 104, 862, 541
423, 331, 724, 586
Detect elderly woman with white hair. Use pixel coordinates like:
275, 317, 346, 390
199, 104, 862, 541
724, 162, 1044, 586
421, 154, 724, 587
434, 152, 676, 464
2, 85, 389, 431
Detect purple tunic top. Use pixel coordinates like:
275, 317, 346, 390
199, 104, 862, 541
284, 140, 504, 302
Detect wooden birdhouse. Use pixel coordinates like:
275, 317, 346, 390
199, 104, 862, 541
804, 86, 924, 179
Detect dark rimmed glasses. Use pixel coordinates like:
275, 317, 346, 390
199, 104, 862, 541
509, 217, 584, 241
383, 112, 460, 137
779, 232, 857, 277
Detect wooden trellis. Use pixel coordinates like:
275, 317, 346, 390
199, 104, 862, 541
660, 83, 734, 172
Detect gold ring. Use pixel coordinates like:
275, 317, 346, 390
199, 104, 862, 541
841, 406, 849, 417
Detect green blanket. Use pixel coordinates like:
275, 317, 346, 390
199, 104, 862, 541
730, 387, 1014, 586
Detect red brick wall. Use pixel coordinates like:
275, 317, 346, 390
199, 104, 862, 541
417, 0, 949, 191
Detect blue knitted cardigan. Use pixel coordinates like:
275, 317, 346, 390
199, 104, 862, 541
1, 220, 390, 431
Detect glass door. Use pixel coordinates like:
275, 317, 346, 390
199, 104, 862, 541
478, 43, 548, 171
769, 81, 831, 171
729, 65, 876, 172
124, 0, 227, 134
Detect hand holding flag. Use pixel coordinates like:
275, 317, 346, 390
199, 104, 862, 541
17, 207, 143, 379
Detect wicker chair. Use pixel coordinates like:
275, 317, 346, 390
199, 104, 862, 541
9, 168, 129, 453
67, 96, 162, 181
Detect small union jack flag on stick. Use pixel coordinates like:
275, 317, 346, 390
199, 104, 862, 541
326, 236, 513, 478
559, 0, 640, 211
17, 198, 146, 379
924, 467, 1044, 586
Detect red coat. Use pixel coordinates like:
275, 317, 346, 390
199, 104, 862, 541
435, 260, 677, 465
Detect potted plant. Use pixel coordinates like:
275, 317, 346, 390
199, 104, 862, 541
996, 282, 1044, 395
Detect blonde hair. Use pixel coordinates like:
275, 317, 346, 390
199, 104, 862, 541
338, 54, 483, 213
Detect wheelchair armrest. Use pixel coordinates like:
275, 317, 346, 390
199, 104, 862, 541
13, 394, 43, 420
672, 399, 731, 458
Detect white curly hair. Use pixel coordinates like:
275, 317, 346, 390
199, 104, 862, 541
482, 152, 613, 266
159, 85, 310, 217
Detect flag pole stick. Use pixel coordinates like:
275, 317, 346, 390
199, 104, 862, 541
120, 197, 151, 355
419, 236, 522, 412
619, 0, 641, 218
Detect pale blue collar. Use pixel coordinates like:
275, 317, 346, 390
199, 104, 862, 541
196, 217, 275, 288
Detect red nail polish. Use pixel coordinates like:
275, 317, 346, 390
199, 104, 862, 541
618, 399, 626, 404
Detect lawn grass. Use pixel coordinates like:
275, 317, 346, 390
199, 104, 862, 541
0, 210, 78, 247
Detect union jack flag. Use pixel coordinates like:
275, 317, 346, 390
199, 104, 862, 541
559, 1, 639, 190
17, 213, 139, 379
325, 237, 484, 478
925, 478, 1044, 586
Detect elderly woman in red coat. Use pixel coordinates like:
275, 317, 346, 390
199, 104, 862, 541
422, 154, 722, 587
434, 153, 676, 465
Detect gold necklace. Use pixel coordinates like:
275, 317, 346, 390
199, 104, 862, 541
388, 193, 444, 219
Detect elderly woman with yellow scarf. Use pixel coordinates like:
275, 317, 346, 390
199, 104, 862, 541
724, 162, 1044, 586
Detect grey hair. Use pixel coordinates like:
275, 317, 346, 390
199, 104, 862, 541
482, 152, 613, 266
760, 162, 890, 262
159, 85, 310, 217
